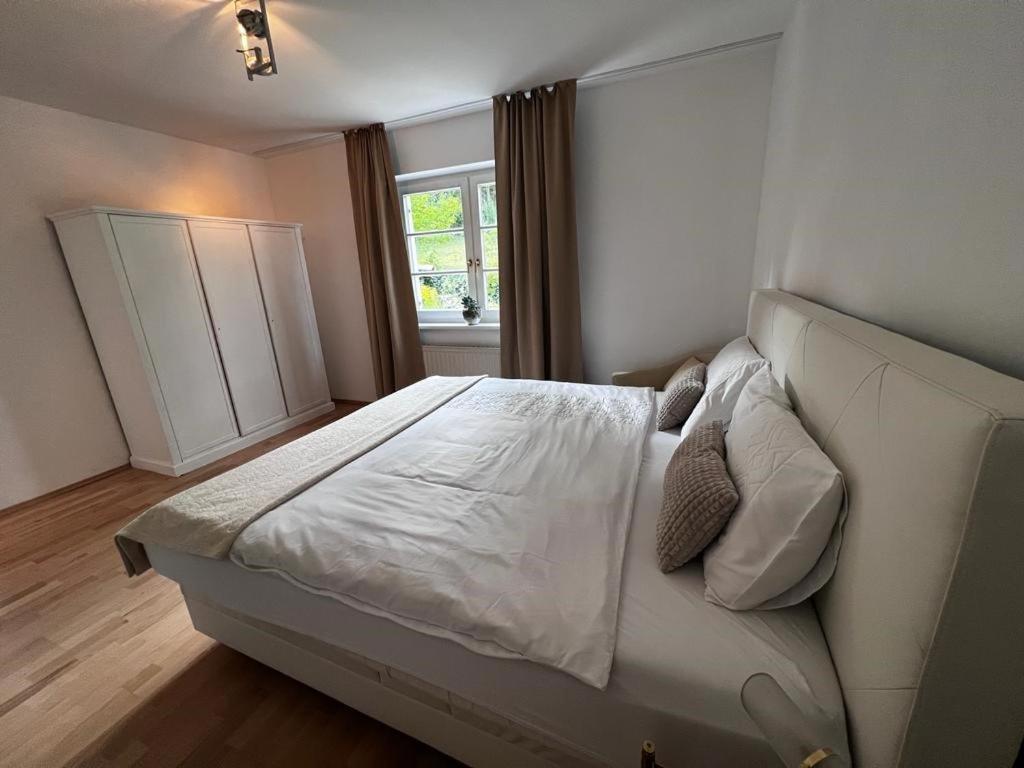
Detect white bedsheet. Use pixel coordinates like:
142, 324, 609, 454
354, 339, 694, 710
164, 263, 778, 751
148, 429, 848, 767
231, 377, 654, 689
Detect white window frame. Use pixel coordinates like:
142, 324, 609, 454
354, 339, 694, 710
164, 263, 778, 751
398, 168, 498, 325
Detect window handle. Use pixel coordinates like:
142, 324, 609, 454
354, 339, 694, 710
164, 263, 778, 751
474, 258, 481, 267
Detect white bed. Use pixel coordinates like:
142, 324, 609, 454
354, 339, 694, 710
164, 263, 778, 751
127, 289, 1024, 767
147, 428, 847, 768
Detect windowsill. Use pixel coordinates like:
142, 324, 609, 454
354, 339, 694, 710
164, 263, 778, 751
418, 322, 500, 347
418, 322, 499, 330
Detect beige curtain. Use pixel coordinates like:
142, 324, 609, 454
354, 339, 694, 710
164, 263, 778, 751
344, 124, 425, 396
493, 80, 584, 382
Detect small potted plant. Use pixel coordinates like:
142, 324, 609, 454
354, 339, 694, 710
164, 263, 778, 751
461, 295, 481, 325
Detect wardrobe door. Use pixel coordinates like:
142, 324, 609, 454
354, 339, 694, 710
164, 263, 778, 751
109, 215, 238, 459
188, 220, 288, 434
249, 225, 331, 415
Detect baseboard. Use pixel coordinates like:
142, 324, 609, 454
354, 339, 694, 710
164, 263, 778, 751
333, 398, 371, 408
3, 402, 346, 511
0, 463, 132, 517
128, 456, 179, 474
130, 401, 337, 478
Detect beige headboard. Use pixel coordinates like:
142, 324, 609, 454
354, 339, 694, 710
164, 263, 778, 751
745, 290, 1024, 767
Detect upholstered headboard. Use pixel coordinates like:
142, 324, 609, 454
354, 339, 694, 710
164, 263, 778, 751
745, 290, 1024, 767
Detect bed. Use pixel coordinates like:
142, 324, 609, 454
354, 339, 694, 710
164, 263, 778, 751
118, 290, 1024, 767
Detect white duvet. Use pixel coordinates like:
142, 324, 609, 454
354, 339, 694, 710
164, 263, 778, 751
231, 377, 654, 688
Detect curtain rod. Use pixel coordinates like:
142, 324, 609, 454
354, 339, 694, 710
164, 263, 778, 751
255, 32, 781, 158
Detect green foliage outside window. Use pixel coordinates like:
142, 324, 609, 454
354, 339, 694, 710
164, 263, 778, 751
406, 188, 467, 273
485, 271, 500, 309
405, 181, 500, 313
408, 188, 463, 232
478, 183, 497, 226
417, 273, 469, 310
410, 233, 466, 271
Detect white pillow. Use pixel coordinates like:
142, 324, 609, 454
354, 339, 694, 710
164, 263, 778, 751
703, 368, 846, 610
679, 336, 767, 439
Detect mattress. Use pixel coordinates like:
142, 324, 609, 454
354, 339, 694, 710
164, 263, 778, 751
147, 430, 848, 767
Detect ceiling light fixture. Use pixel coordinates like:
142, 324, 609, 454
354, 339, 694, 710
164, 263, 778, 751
235, 0, 277, 81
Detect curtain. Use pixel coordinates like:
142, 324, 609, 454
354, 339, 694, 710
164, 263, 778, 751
344, 123, 425, 396
492, 80, 584, 382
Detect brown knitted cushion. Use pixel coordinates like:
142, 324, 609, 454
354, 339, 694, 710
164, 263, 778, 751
657, 362, 707, 431
656, 421, 739, 573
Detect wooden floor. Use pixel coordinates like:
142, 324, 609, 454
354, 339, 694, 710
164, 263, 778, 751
0, 405, 462, 768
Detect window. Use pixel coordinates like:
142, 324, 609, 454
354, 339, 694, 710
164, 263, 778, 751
399, 170, 499, 324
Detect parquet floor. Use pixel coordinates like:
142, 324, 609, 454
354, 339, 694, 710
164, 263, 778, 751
0, 404, 461, 768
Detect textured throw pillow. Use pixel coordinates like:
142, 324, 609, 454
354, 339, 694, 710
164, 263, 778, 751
679, 337, 767, 439
703, 368, 846, 610
657, 361, 707, 431
656, 421, 739, 573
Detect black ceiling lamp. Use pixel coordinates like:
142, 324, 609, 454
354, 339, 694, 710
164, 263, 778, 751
235, 0, 277, 81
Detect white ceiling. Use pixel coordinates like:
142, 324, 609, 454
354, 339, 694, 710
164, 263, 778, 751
0, 0, 793, 155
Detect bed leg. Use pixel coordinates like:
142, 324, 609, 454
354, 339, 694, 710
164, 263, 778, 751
799, 747, 838, 767
639, 739, 837, 767
640, 740, 657, 768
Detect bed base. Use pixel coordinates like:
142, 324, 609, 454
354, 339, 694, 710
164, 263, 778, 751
183, 592, 605, 768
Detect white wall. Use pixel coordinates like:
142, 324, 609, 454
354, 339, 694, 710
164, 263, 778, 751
381, 45, 778, 383
389, 110, 494, 175
754, 0, 1024, 379
0, 39, 781, 508
265, 142, 377, 403
0, 94, 276, 509
260, 112, 499, 403
577, 43, 777, 382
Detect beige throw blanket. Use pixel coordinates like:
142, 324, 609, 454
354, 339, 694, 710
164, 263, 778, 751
116, 376, 485, 576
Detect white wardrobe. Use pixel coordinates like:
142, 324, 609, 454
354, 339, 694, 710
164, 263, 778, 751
50, 207, 333, 476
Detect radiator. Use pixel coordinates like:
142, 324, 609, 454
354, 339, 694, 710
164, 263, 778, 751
423, 345, 501, 377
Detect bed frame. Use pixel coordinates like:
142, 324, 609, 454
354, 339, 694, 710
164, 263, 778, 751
184, 592, 600, 768
171, 290, 1024, 767
618, 290, 1024, 767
